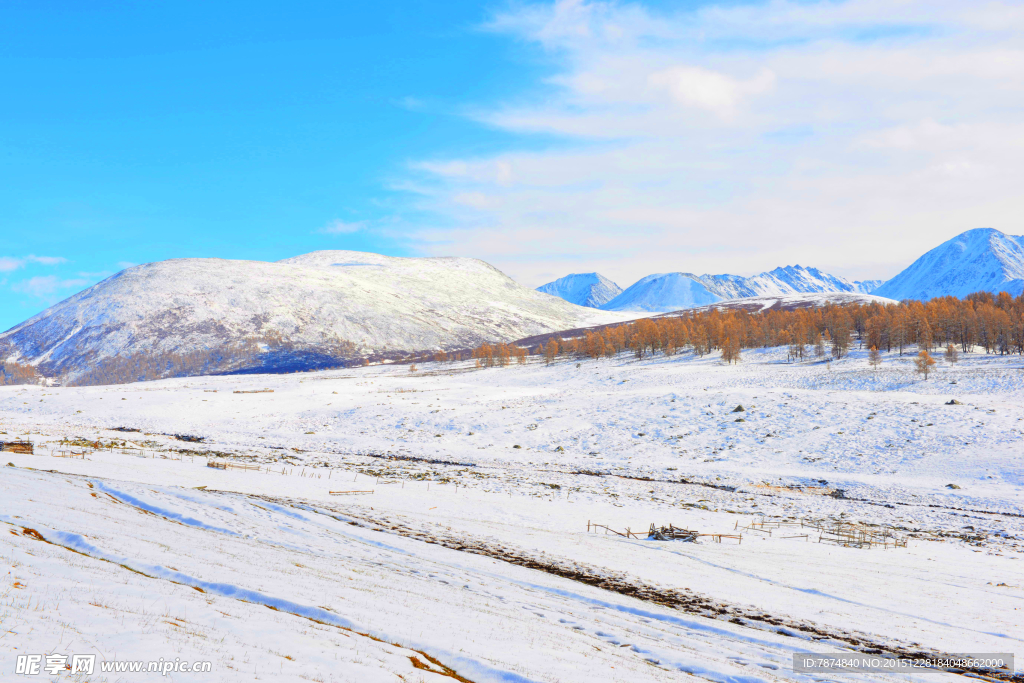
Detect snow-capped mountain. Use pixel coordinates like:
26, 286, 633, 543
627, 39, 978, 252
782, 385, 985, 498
873, 228, 1024, 301
600, 265, 881, 312
600, 273, 722, 312
0, 251, 632, 382
701, 266, 881, 299
535, 273, 622, 308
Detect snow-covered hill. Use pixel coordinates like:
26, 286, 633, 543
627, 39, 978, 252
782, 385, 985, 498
600, 273, 722, 312
600, 266, 880, 312
873, 228, 1024, 301
535, 273, 622, 308
0, 251, 630, 382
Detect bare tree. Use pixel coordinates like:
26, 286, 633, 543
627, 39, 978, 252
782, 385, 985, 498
944, 343, 959, 364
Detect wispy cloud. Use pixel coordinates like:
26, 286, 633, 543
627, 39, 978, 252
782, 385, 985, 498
317, 219, 367, 235
403, 0, 1024, 286
12, 275, 90, 300
0, 255, 68, 272
395, 96, 427, 111
29, 255, 67, 266
0, 257, 22, 273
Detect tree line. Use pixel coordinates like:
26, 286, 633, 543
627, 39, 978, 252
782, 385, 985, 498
465, 290, 1024, 365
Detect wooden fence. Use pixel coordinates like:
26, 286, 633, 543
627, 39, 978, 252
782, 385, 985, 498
736, 517, 906, 548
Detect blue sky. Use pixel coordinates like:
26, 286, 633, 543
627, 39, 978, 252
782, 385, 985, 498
2, 0, 1021, 332
1, 0, 549, 329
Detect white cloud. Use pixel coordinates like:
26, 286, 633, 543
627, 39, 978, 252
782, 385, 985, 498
400, 0, 1024, 287
317, 219, 366, 235
0, 255, 67, 272
0, 257, 22, 272
648, 66, 774, 117
12, 275, 90, 300
28, 255, 67, 266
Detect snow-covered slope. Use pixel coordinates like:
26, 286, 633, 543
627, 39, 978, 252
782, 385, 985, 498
677, 291, 897, 315
3, 349, 1022, 681
536, 272, 622, 308
874, 228, 1024, 301
0, 251, 629, 381
601, 273, 722, 312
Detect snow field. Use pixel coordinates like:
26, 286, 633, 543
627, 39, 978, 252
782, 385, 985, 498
2, 345, 1023, 680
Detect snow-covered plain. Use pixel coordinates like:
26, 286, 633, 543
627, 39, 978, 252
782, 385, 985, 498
2, 347, 1023, 681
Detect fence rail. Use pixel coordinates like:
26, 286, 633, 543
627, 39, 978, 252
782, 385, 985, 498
587, 521, 645, 539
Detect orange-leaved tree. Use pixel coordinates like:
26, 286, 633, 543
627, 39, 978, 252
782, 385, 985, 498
914, 350, 936, 379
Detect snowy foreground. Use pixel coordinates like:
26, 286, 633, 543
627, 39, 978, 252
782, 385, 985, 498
2, 347, 1023, 681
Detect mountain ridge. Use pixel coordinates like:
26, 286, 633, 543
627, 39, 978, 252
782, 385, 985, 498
598, 265, 881, 312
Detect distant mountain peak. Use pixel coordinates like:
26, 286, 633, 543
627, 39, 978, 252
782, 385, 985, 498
565, 263, 882, 313
536, 273, 622, 308
873, 228, 1024, 301
694, 264, 880, 299
600, 273, 722, 312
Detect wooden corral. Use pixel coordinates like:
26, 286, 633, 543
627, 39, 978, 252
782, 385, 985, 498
587, 521, 741, 543
207, 461, 261, 471
737, 517, 907, 548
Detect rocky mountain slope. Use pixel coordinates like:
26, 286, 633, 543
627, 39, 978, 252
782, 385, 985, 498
874, 228, 1024, 301
535, 273, 622, 308
0, 251, 630, 383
